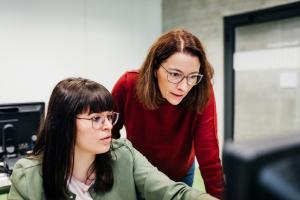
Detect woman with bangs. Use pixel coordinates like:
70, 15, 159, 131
112, 29, 224, 199
8, 77, 217, 200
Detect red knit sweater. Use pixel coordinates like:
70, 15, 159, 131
112, 71, 224, 199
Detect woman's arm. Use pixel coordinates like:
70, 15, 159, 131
125, 140, 218, 200
8, 183, 26, 200
8, 158, 44, 200
194, 87, 225, 199
111, 73, 128, 139
8, 162, 28, 200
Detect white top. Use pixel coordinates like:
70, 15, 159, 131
68, 176, 94, 200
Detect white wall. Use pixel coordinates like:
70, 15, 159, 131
0, 0, 161, 104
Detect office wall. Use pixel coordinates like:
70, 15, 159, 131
0, 0, 161, 104
162, 0, 299, 148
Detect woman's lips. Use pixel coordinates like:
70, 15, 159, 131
170, 92, 184, 98
100, 135, 111, 143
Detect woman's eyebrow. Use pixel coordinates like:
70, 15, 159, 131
168, 67, 183, 73
168, 67, 200, 74
88, 113, 102, 117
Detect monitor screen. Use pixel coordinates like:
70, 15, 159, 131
0, 102, 45, 156
223, 133, 300, 200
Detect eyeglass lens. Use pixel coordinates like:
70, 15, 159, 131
167, 72, 203, 85
92, 112, 119, 129
160, 64, 203, 85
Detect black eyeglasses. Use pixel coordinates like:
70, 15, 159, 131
160, 64, 203, 86
76, 112, 119, 130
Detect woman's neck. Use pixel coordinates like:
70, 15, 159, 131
72, 147, 95, 184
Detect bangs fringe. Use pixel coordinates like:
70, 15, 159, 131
77, 86, 114, 114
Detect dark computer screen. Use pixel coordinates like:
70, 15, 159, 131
223, 133, 300, 200
0, 102, 45, 156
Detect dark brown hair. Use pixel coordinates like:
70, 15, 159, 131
136, 28, 214, 112
33, 77, 114, 199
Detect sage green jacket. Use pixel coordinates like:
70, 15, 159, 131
8, 139, 216, 200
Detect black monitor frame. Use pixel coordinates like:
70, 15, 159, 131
223, 133, 300, 200
0, 102, 45, 156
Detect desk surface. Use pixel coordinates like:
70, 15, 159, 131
0, 176, 8, 200
0, 194, 7, 200
0, 173, 11, 194
0, 169, 12, 198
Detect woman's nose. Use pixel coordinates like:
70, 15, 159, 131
102, 117, 113, 130
176, 77, 189, 91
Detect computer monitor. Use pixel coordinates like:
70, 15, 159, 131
223, 133, 300, 200
0, 102, 45, 157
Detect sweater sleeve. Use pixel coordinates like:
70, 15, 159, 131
194, 86, 224, 199
8, 162, 28, 200
111, 72, 128, 139
123, 140, 218, 200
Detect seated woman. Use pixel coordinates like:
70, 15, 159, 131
8, 77, 217, 200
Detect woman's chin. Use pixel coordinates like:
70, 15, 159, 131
165, 96, 184, 105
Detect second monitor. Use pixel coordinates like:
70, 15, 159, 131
0, 102, 45, 157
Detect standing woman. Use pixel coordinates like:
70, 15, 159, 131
112, 29, 224, 199
8, 77, 217, 200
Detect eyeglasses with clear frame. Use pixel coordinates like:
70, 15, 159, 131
76, 112, 119, 130
160, 64, 204, 86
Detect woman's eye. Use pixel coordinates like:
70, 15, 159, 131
169, 72, 181, 78
189, 75, 199, 80
92, 116, 101, 122
106, 114, 113, 121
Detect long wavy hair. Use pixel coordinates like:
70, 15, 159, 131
136, 28, 214, 112
32, 77, 114, 199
